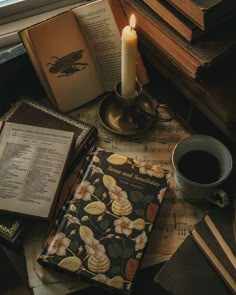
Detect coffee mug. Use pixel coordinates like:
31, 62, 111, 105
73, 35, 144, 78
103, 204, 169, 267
172, 135, 233, 207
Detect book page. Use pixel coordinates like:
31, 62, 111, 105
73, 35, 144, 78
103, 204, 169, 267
26, 10, 104, 112
0, 122, 74, 219
74, 0, 122, 91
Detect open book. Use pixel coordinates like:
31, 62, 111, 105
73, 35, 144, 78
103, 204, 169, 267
0, 98, 98, 222
0, 121, 75, 220
19, 0, 148, 112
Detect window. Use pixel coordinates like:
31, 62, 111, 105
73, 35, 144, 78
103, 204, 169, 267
0, 0, 89, 24
0, 0, 92, 49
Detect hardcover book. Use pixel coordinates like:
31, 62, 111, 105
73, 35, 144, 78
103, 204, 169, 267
121, 0, 236, 79
138, 31, 236, 144
154, 235, 233, 295
38, 148, 169, 293
191, 207, 236, 294
143, 0, 203, 42
19, 0, 148, 112
154, 206, 236, 295
165, 0, 236, 30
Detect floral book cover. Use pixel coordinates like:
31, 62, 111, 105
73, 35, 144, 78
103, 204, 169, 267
38, 148, 169, 294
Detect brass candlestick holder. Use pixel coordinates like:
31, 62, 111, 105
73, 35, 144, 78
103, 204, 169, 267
99, 81, 156, 135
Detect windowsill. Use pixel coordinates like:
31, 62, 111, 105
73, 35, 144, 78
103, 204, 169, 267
0, 1, 87, 49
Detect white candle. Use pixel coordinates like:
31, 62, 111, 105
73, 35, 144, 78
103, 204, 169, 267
121, 14, 137, 98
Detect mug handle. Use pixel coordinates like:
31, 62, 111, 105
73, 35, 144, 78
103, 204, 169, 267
207, 189, 229, 208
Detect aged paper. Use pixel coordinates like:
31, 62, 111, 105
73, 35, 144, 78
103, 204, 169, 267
70, 93, 205, 267
0, 122, 74, 218
24, 222, 89, 295
74, 0, 121, 91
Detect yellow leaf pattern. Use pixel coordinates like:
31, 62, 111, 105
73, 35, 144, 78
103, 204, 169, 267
79, 226, 94, 240
107, 154, 128, 165
84, 201, 106, 215
112, 199, 133, 216
88, 255, 110, 273
103, 175, 116, 188
58, 257, 82, 272
133, 218, 145, 230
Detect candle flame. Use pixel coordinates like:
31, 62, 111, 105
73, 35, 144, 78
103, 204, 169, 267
129, 14, 136, 29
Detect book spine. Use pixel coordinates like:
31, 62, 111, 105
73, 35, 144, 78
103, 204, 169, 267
0, 217, 24, 246
42, 143, 96, 246
47, 124, 97, 221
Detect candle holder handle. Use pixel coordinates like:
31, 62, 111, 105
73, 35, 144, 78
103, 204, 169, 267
99, 80, 157, 135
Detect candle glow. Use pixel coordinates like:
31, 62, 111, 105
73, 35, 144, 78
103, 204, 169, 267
130, 14, 136, 29
121, 14, 137, 98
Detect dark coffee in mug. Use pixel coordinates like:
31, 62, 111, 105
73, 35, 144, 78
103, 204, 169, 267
178, 150, 222, 184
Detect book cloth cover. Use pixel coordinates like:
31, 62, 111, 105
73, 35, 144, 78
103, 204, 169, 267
154, 235, 233, 295
38, 148, 169, 293
191, 207, 236, 293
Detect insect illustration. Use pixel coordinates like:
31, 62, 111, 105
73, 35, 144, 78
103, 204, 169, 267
46, 49, 88, 78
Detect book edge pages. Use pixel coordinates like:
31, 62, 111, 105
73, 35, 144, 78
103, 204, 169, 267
204, 215, 236, 269
191, 229, 236, 294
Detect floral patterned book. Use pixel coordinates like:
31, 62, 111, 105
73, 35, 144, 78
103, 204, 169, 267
38, 148, 169, 294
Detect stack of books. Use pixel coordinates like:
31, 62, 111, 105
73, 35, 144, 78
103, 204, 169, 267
154, 204, 236, 295
120, 0, 236, 145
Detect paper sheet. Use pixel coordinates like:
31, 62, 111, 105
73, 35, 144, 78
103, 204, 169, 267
70, 93, 206, 268
23, 222, 89, 295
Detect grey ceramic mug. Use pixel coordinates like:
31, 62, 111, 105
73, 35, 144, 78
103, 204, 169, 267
172, 135, 233, 207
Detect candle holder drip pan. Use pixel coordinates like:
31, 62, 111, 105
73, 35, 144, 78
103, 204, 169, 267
99, 81, 156, 136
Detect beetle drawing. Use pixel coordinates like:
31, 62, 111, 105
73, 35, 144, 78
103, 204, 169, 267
46, 49, 88, 78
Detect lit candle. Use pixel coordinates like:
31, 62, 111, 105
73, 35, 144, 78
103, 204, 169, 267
121, 14, 137, 98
